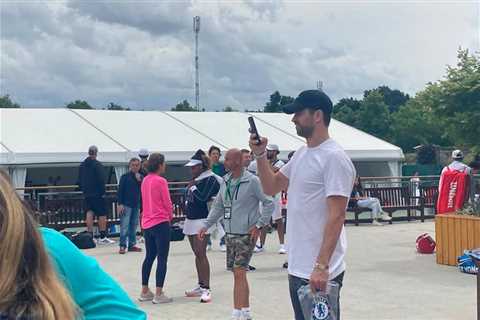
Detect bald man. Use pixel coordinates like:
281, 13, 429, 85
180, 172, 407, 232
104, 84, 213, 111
199, 149, 274, 320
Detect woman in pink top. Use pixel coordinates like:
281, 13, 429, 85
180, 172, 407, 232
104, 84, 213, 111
138, 153, 174, 304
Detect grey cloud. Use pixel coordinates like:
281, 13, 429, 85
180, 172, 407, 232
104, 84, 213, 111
243, 0, 283, 22
1, 2, 58, 42
67, 1, 192, 37
1, 1, 478, 111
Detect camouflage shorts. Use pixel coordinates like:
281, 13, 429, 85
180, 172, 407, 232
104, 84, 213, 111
226, 234, 255, 270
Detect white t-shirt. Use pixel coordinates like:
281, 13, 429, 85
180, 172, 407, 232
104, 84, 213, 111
280, 139, 356, 280
272, 160, 285, 219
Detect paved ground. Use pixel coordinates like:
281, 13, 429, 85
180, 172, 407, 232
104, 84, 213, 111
86, 221, 477, 320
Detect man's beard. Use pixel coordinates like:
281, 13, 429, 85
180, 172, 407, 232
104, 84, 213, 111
296, 124, 314, 138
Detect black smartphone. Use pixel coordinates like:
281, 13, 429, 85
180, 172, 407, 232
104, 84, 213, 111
248, 116, 261, 145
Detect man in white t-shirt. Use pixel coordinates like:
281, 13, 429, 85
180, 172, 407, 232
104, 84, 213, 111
249, 89, 356, 320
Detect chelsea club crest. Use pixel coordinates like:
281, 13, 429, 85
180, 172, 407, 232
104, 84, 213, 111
312, 295, 331, 320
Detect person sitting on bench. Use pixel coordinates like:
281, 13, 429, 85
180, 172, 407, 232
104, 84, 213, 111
351, 176, 392, 226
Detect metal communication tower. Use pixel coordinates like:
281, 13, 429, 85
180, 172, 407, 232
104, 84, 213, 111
193, 16, 200, 111
316, 80, 323, 91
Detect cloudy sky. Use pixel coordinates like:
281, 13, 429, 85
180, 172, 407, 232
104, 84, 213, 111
1, 1, 478, 110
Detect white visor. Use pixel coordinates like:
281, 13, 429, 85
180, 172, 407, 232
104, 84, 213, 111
185, 159, 203, 167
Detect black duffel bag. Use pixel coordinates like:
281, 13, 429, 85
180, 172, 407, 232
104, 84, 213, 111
62, 231, 96, 249
170, 224, 185, 242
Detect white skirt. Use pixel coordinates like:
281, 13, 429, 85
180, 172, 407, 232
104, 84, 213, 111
183, 218, 215, 236
259, 194, 283, 220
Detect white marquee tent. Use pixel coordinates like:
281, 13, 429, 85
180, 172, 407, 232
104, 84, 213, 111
0, 108, 404, 189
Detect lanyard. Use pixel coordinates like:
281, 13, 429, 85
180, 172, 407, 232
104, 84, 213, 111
225, 174, 242, 203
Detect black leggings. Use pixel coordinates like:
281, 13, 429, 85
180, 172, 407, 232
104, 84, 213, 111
141, 221, 171, 288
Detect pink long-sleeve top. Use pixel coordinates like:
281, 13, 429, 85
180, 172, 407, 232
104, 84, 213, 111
141, 174, 173, 229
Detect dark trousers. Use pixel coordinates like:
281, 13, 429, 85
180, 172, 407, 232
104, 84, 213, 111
289, 271, 345, 320
141, 221, 170, 288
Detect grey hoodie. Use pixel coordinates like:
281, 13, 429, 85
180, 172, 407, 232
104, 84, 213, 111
205, 169, 274, 235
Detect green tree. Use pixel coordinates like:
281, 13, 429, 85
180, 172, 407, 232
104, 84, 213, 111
332, 98, 361, 126
390, 48, 479, 151
332, 87, 409, 147
0, 95, 21, 108
222, 106, 237, 112
390, 88, 450, 151
171, 100, 197, 111
66, 100, 93, 109
264, 91, 294, 113
106, 102, 129, 110
356, 91, 391, 139
364, 86, 410, 113
430, 49, 480, 147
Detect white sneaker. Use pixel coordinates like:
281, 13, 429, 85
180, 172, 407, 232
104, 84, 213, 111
185, 285, 203, 297
152, 293, 173, 304
200, 288, 211, 303
278, 245, 287, 254
380, 212, 392, 221
231, 310, 242, 320
372, 219, 383, 226
138, 291, 154, 302
254, 245, 264, 253
242, 310, 253, 320
220, 244, 227, 252
98, 237, 115, 244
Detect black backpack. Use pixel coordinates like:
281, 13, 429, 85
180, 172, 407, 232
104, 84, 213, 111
62, 231, 96, 249
170, 224, 185, 242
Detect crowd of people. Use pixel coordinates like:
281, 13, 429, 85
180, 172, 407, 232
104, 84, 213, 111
5, 88, 478, 320
0, 89, 366, 320
80, 89, 353, 320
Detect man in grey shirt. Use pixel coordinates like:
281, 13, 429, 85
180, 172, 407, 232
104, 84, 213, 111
199, 148, 274, 320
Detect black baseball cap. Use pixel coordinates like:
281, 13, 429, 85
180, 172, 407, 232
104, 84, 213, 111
283, 90, 333, 115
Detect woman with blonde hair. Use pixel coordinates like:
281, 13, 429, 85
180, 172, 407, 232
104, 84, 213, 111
0, 170, 77, 319
0, 170, 146, 320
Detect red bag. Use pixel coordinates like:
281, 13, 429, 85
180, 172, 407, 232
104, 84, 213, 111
436, 167, 470, 214
416, 233, 436, 254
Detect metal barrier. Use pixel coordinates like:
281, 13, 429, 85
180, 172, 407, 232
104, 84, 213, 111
25, 182, 188, 230
18, 175, 479, 229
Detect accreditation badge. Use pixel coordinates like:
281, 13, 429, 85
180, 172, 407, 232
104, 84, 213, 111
224, 206, 232, 219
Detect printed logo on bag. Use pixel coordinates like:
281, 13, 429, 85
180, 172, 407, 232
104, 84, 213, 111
312, 295, 330, 320
447, 181, 457, 209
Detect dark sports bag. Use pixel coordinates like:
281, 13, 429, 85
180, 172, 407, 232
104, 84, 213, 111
62, 231, 96, 249
170, 224, 185, 242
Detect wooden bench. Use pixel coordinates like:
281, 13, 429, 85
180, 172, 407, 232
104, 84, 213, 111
35, 183, 438, 230
346, 185, 438, 226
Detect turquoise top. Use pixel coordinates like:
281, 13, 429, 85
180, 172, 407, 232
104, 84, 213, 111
40, 228, 146, 320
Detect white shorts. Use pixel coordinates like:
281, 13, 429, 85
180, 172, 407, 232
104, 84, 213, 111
260, 194, 283, 221
272, 195, 283, 220
183, 218, 215, 236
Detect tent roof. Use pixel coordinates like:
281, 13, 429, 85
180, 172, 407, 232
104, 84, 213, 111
0, 108, 126, 164
74, 109, 221, 162
0, 108, 404, 165
251, 113, 403, 160
166, 112, 306, 159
